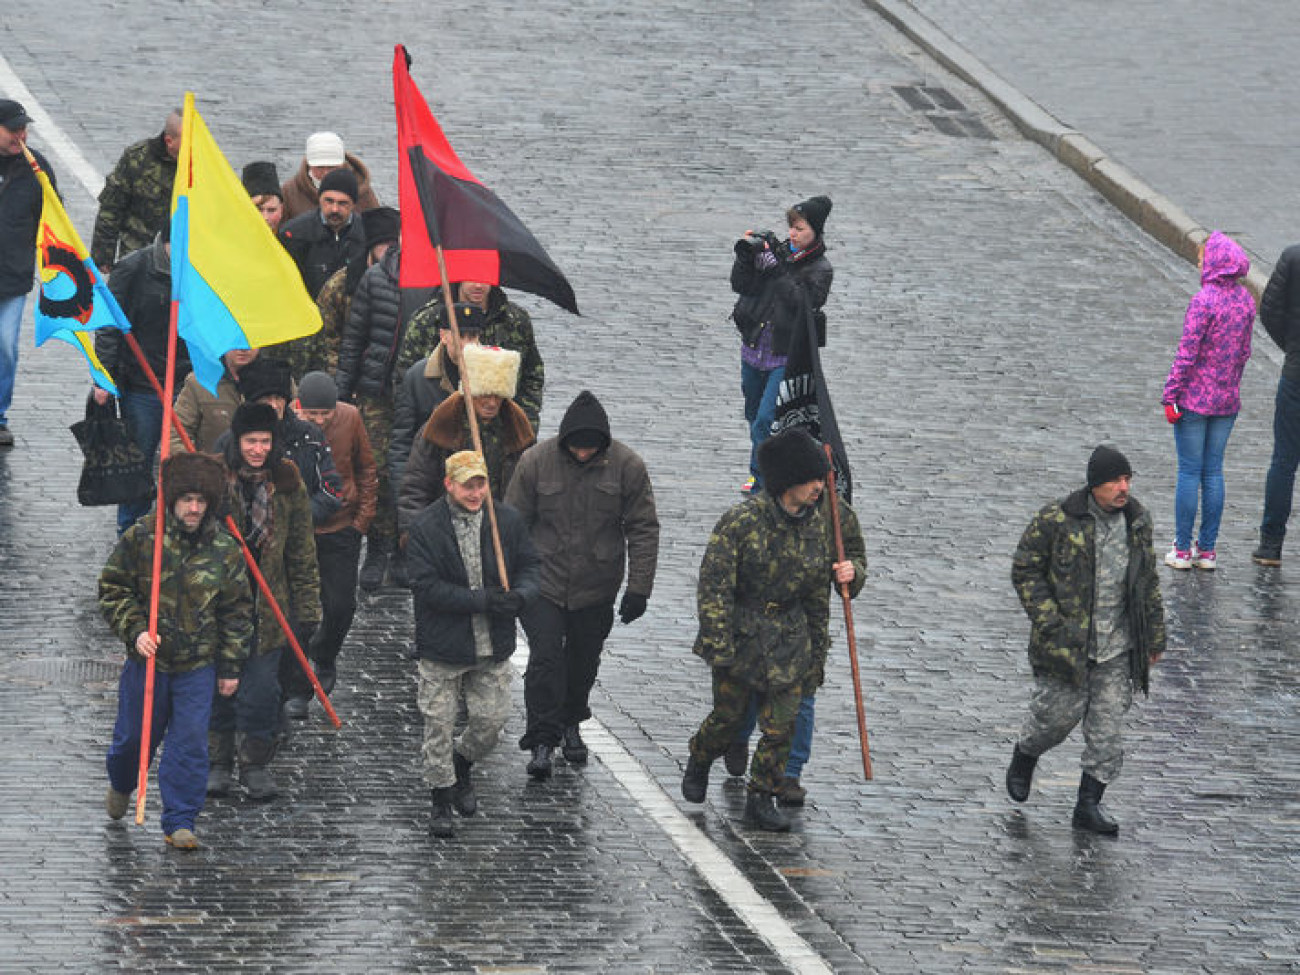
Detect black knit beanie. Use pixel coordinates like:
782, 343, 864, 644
297, 371, 338, 410
758, 428, 830, 497
791, 196, 832, 238
1086, 445, 1132, 488
318, 167, 358, 202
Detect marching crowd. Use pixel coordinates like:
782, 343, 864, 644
3, 99, 1292, 851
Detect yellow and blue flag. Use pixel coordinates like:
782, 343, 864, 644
170, 93, 321, 393
30, 151, 130, 394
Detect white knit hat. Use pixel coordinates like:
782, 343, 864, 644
461, 345, 521, 399
304, 131, 345, 167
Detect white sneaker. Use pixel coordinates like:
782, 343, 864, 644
1164, 546, 1192, 570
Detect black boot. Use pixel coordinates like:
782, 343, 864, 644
1005, 744, 1038, 803
282, 695, 310, 720
561, 725, 588, 764
526, 744, 554, 780
1072, 773, 1119, 835
238, 736, 279, 801
429, 787, 455, 837
681, 755, 711, 803
451, 752, 477, 816
206, 731, 235, 797
1252, 533, 1283, 567
387, 549, 409, 588
723, 739, 749, 777
743, 790, 792, 832
315, 659, 337, 697
359, 539, 389, 593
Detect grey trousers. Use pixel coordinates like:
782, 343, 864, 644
1018, 654, 1134, 784
417, 657, 514, 789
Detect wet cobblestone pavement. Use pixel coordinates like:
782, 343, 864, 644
1, 1, 1298, 972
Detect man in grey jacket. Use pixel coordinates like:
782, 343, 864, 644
506, 391, 660, 779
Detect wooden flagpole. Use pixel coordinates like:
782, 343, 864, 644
430, 247, 510, 590
824, 444, 872, 781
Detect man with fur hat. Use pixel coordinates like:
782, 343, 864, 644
209, 402, 321, 801
731, 195, 834, 495
279, 167, 367, 300
390, 302, 488, 490
280, 131, 381, 223
215, 355, 344, 527
507, 390, 660, 779
1006, 445, 1165, 835
407, 449, 540, 837
397, 282, 545, 433
282, 371, 378, 718
681, 428, 865, 832
99, 452, 252, 849
242, 161, 285, 232
397, 344, 535, 534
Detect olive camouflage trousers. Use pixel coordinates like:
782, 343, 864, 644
689, 668, 800, 794
417, 657, 514, 789
1018, 653, 1134, 784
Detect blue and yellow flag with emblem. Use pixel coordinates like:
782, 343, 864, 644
170, 93, 321, 394
29, 149, 130, 394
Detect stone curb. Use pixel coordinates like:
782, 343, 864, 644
865, 0, 1273, 306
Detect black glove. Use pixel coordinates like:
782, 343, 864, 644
486, 588, 526, 616
618, 592, 648, 625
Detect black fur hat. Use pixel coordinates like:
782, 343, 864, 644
230, 401, 280, 441
362, 206, 401, 249
161, 452, 226, 514
241, 160, 281, 199
757, 428, 830, 497
237, 356, 293, 404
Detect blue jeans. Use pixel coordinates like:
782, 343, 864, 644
211, 647, 283, 742
0, 293, 26, 426
1172, 409, 1236, 552
105, 658, 216, 835
738, 691, 815, 778
1262, 374, 1300, 541
117, 389, 165, 534
741, 360, 784, 485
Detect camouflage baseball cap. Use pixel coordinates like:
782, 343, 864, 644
445, 450, 488, 484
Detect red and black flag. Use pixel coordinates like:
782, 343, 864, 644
393, 45, 578, 315
773, 300, 852, 503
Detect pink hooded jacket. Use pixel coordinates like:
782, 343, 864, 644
1162, 231, 1256, 415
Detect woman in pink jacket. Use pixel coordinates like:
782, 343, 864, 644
1161, 231, 1256, 569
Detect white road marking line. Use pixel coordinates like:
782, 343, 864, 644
515, 641, 833, 973
0, 51, 106, 200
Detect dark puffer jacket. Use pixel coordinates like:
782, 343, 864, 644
0, 147, 54, 298
98, 238, 192, 394
731, 239, 833, 354
1012, 487, 1166, 694
336, 247, 403, 402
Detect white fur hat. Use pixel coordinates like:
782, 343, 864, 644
461, 345, 521, 399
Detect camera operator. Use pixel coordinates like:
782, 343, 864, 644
730, 196, 833, 494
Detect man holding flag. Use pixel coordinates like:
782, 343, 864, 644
0, 99, 55, 447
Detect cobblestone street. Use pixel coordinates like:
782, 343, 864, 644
1, 1, 1298, 972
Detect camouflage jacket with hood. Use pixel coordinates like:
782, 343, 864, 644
98, 505, 253, 680
694, 492, 866, 691
1012, 487, 1166, 693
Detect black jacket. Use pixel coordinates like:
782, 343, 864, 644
407, 498, 540, 665
0, 148, 54, 298
98, 238, 192, 394
1261, 244, 1300, 380
336, 247, 403, 401
730, 240, 833, 355
389, 351, 457, 487
279, 210, 366, 301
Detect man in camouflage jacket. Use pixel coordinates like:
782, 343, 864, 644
1006, 445, 1165, 835
99, 452, 252, 849
681, 429, 865, 831
92, 111, 180, 272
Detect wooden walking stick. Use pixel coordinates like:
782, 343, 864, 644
122, 333, 342, 732
431, 246, 510, 590
824, 444, 872, 780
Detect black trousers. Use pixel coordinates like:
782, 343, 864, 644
520, 597, 615, 748
282, 527, 362, 698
